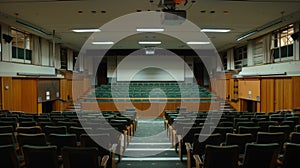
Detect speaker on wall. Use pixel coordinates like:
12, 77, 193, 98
291, 32, 299, 41
2, 34, 13, 43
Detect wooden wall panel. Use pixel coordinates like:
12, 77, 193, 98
275, 79, 284, 111
71, 75, 92, 102
230, 101, 241, 111
0, 78, 2, 110
12, 79, 22, 111
53, 79, 67, 112
257, 102, 261, 112
274, 78, 293, 111
283, 78, 293, 110
1, 77, 13, 110
226, 79, 230, 101
260, 79, 267, 113
60, 79, 67, 100
72, 78, 83, 101
21, 79, 38, 113
82, 102, 219, 117
293, 77, 300, 110
238, 79, 260, 101
67, 79, 73, 100
266, 79, 275, 113
210, 74, 226, 100
261, 79, 274, 113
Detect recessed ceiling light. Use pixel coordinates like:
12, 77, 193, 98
92, 41, 114, 45
138, 41, 161, 45
223, 10, 229, 14
136, 28, 165, 32
186, 41, 210, 45
72, 29, 101, 33
201, 28, 231, 33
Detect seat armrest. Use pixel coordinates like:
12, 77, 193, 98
185, 142, 192, 152
193, 154, 203, 168
100, 155, 110, 168
186, 143, 193, 168
110, 143, 118, 153
109, 144, 118, 168
177, 134, 182, 142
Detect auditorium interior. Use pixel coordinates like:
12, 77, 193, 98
0, 0, 300, 168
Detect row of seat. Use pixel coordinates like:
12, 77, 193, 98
164, 110, 300, 168
0, 110, 138, 168
87, 82, 213, 99
0, 133, 113, 168
192, 142, 300, 168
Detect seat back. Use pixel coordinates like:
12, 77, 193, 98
289, 132, 300, 144
16, 126, 42, 134
44, 125, 67, 135
0, 133, 15, 146
0, 121, 17, 131
268, 125, 291, 141
0, 126, 14, 133
23, 145, 59, 168
69, 126, 88, 142
257, 121, 277, 132
62, 146, 100, 168
211, 126, 233, 143
224, 133, 253, 154
0, 144, 20, 168
19, 121, 36, 127
235, 121, 256, 129
203, 145, 239, 168
256, 132, 285, 152
17, 133, 47, 147
80, 133, 111, 157
48, 133, 77, 156
238, 126, 260, 141
193, 133, 222, 156
281, 143, 300, 168
56, 121, 78, 132
242, 143, 280, 168
17, 133, 47, 156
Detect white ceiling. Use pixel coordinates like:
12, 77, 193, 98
0, 0, 300, 52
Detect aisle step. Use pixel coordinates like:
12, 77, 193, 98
122, 157, 186, 161
125, 148, 175, 151
117, 118, 186, 168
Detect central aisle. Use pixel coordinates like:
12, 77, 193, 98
117, 118, 187, 168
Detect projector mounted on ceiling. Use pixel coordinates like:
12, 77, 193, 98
159, 0, 187, 25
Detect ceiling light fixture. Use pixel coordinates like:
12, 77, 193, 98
92, 41, 114, 45
236, 19, 283, 42
138, 41, 162, 45
186, 41, 210, 45
72, 29, 101, 33
236, 31, 257, 41
16, 20, 52, 36
200, 28, 231, 33
136, 28, 165, 32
